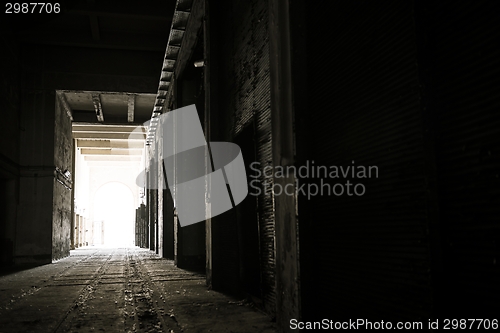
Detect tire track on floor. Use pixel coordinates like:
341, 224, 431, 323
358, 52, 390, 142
124, 248, 178, 333
0, 249, 101, 316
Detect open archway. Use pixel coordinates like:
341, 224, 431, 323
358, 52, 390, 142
94, 182, 135, 247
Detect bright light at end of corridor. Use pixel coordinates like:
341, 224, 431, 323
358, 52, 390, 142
94, 182, 135, 247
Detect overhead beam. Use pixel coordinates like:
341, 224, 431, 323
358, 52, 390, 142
73, 132, 146, 140
80, 149, 143, 156
91, 93, 104, 122
73, 121, 146, 128
87, 163, 141, 168
128, 95, 135, 123
65, 92, 156, 98
73, 125, 145, 134
77, 140, 144, 149
56, 91, 73, 120
85, 156, 141, 163
84, 155, 142, 162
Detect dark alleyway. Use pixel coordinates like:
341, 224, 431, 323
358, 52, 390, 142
2, 1, 500, 330
0, 248, 276, 333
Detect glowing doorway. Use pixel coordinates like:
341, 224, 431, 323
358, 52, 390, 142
94, 182, 135, 247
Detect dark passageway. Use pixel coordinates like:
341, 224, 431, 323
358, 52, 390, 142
2, 0, 500, 332
0, 247, 276, 332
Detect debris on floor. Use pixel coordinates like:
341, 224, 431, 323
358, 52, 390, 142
0, 247, 276, 333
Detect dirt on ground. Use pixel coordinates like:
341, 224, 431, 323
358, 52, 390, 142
0, 247, 276, 333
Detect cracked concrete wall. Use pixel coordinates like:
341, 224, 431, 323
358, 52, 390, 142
52, 96, 73, 261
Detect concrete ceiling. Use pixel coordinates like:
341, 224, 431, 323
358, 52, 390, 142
69, 89, 151, 164
73, 122, 146, 165
63, 90, 156, 123
4, 0, 176, 52
2, 1, 177, 95
3, 1, 177, 164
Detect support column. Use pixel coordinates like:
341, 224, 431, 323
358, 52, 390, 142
70, 139, 76, 250
269, 0, 301, 330
203, 0, 214, 288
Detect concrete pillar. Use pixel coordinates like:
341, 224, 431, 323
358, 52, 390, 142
269, 0, 301, 329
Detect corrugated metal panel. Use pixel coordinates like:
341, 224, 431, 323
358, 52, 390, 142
427, 1, 500, 317
213, 0, 276, 315
301, 0, 432, 320
135, 204, 148, 248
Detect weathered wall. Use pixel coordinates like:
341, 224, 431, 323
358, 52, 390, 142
208, 0, 276, 314
15, 58, 57, 264
0, 37, 21, 167
52, 96, 73, 260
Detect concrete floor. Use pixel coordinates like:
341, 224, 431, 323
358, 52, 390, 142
0, 247, 276, 333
